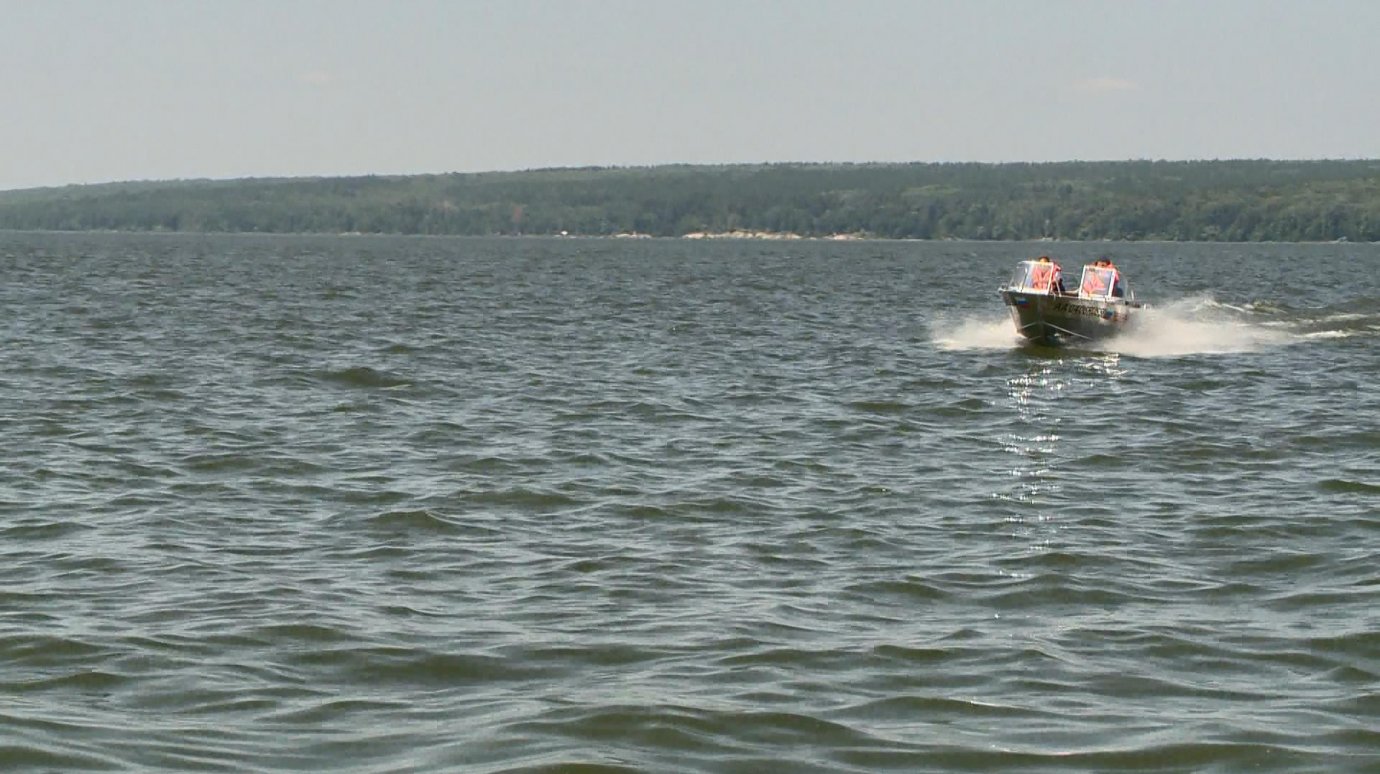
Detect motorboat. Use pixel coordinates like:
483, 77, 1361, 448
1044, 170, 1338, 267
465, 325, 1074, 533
998, 259, 1145, 345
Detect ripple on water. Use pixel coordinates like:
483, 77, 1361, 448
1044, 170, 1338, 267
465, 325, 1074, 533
1, 235, 1377, 771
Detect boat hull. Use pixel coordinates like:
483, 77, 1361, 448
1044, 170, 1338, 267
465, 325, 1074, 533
999, 289, 1136, 345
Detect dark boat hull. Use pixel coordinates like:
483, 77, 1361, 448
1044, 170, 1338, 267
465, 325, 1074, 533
999, 289, 1138, 345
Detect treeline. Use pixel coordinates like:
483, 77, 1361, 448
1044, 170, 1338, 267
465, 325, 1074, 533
1, 159, 1378, 241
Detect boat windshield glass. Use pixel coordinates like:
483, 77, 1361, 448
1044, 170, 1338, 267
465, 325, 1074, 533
1078, 266, 1123, 299
1010, 261, 1058, 293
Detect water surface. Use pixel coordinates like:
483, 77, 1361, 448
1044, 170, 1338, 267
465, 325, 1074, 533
2, 233, 1377, 772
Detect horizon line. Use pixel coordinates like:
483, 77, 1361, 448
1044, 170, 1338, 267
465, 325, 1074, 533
4, 156, 1379, 194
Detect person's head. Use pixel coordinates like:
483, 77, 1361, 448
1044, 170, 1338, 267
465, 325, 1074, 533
1037, 255, 1050, 262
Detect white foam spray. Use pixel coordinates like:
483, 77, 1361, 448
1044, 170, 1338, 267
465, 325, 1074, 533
1099, 295, 1293, 357
933, 315, 1023, 351
933, 295, 1298, 357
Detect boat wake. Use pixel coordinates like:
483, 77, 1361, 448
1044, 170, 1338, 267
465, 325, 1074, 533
1097, 296, 1293, 357
1283, 300, 1380, 341
934, 293, 1372, 357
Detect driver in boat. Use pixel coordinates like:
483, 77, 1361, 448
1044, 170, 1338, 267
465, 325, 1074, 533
1031, 255, 1066, 294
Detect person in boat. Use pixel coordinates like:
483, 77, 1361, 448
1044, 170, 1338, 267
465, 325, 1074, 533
1098, 257, 1126, 297
1084, 257, 1125, 298
1031, 255, 1066, 294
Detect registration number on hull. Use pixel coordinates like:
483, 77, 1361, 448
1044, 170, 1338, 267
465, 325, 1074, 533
1049, 301, 1107, 318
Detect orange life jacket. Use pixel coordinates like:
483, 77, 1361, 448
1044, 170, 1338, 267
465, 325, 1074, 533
1081, 268, 1109, 295
1030, 263, 1054, 291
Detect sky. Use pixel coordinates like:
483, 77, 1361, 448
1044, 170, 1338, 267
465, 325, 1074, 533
3, 0, 1378, 190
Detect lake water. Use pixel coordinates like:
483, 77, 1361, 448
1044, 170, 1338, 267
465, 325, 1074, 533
2, 232, 1377, 772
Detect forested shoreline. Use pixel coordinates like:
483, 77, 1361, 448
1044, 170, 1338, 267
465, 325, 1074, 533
2, 159, 1378, 242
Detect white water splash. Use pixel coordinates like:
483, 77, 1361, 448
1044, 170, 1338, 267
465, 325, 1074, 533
1099, 296, 1294, 357
1296, 329, 1363, 340
934, 296, 1300, 357
933, 315, 1022, 351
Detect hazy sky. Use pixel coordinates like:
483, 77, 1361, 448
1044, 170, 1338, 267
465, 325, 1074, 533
4, 0, 1378, 190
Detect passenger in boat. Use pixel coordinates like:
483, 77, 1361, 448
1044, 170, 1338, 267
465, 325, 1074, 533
1096, 258, 1126, 297
1085, 257, 1125, 297
1080, 267, 1107, 296
1032, 255, 1066, 294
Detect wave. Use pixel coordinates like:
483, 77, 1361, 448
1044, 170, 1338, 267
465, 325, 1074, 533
315, 365, 413, 389
1285, 304, 1380, 340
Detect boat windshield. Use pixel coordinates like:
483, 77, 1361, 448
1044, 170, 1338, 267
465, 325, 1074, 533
1078, 266, 1125, 299
1008, 260, 1058, 293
